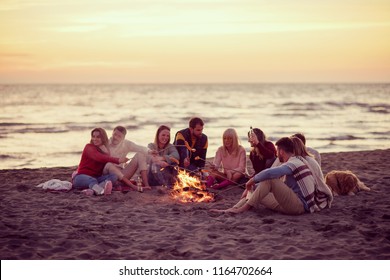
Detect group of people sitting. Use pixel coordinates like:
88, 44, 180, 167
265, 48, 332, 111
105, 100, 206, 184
72, 117, 208, 195
72, 116, 333, 216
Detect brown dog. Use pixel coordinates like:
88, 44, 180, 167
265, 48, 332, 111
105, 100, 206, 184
325, 170, 370, 196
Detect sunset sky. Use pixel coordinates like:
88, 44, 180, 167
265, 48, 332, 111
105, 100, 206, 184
1, 0, 389, 83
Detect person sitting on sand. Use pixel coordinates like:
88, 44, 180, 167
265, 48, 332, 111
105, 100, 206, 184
206, 128, 247, 189
248, 128, 277, 175
103, 126, 155, 191
73, 127, 128, 195
211, 137, 329, 215
173, 117, 208, 172
290, 136, 333, 206
292, 133, 321, 167
147, 125, 180, 187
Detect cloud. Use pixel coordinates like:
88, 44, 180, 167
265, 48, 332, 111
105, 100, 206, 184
47, 24, 105, 33
0, 52, 35, 64
0, 52, 32, 58
37, 60, 152, 70
3, 1, 390, 37
0, 0, 58, 11
0, 52, 38, 70
118, 20, 390, 37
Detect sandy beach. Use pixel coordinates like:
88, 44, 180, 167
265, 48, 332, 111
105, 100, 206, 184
1, 149, 389, 260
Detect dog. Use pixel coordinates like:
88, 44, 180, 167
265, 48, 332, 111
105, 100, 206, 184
325, 170, 370, 196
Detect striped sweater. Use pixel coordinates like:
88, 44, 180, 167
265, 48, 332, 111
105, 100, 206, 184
286, 156, 332, 213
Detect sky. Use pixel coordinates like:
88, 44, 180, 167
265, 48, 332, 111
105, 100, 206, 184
0, 0, 389, 83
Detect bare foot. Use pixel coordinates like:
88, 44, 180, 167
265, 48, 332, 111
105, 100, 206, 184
209, 207, 239, 214
129, 183, 138, 191
225, 208, 240, 214
82, 189, 94, 196
125, 181, 138, 191
225, 204, 251, 214
209, 209, 226, 213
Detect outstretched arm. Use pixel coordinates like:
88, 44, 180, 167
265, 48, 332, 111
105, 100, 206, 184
174, 132, 189, 167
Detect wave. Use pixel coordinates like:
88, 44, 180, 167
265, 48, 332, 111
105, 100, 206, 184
17, 128, 70, 134
0, 122, 31, 126
281, 102, 323, 110
368, 105, 390, 114
0, 154, 18, 159
0, 120, 143, 135
371, 131, 390, 136
272, 113, 308, 117
280, 102, 390, 114
319, 135, 365, 141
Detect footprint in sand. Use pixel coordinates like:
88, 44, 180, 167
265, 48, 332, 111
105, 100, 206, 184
262, 218, 275, 224
207, 233, 219, 239
234, 238, 252, 244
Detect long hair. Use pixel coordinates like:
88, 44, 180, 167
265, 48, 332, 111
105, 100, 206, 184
248, 128, 266, 160
222, 128, 241, 157
292, 133, 306, 145
290, 136, 311, 157
154, 125, 171, 150
90, 127, 109, 152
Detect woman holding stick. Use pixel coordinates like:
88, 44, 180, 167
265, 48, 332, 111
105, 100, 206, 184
147, 125, 180, 187
206, 128, 247, 189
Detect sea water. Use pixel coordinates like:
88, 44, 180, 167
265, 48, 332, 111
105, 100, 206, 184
0, 83, 389, 169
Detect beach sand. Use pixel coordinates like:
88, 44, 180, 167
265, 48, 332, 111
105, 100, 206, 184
1, 149, 389, 260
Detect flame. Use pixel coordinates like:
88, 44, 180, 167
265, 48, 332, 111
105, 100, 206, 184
171, 169, 214, 203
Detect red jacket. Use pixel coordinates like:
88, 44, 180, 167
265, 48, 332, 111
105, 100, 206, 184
77, 144, 119, 177
249, 141, 277, 174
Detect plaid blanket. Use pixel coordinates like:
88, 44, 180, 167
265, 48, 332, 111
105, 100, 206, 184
286, 156, 331, 213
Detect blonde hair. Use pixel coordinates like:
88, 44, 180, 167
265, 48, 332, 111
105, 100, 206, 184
222, 128, 241, 157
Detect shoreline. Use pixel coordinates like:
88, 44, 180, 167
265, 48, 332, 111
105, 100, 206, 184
1, 148, 387, 172
1, 149, 389, 260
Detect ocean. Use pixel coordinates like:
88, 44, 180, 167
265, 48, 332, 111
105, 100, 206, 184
0, 83, 389, 170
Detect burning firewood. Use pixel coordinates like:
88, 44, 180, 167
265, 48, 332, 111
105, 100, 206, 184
170, 169, 214, 203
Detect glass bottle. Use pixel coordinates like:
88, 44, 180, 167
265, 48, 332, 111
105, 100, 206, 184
152, 163, 158, 174
137, 176, 143, 188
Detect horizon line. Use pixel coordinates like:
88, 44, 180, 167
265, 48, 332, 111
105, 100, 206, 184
1, 81, 390, 85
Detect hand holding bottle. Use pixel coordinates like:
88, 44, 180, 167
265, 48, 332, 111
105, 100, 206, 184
249, 127, 259, 146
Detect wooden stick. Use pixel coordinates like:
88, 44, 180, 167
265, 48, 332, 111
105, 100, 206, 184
195, 156, 248, 176
158, 144, 196, 153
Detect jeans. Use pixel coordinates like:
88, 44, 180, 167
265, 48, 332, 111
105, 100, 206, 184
148, 165, 177, 187
73, 173, 118, 190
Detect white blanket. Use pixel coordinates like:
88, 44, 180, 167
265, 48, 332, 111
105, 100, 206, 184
36, 179, 72, 191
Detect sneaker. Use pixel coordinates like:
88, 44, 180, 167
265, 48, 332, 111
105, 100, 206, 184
92, 184, 104, 195
103, 181, 112, 195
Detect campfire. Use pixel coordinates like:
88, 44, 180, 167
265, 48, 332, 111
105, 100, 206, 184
170, 169, 215, 203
